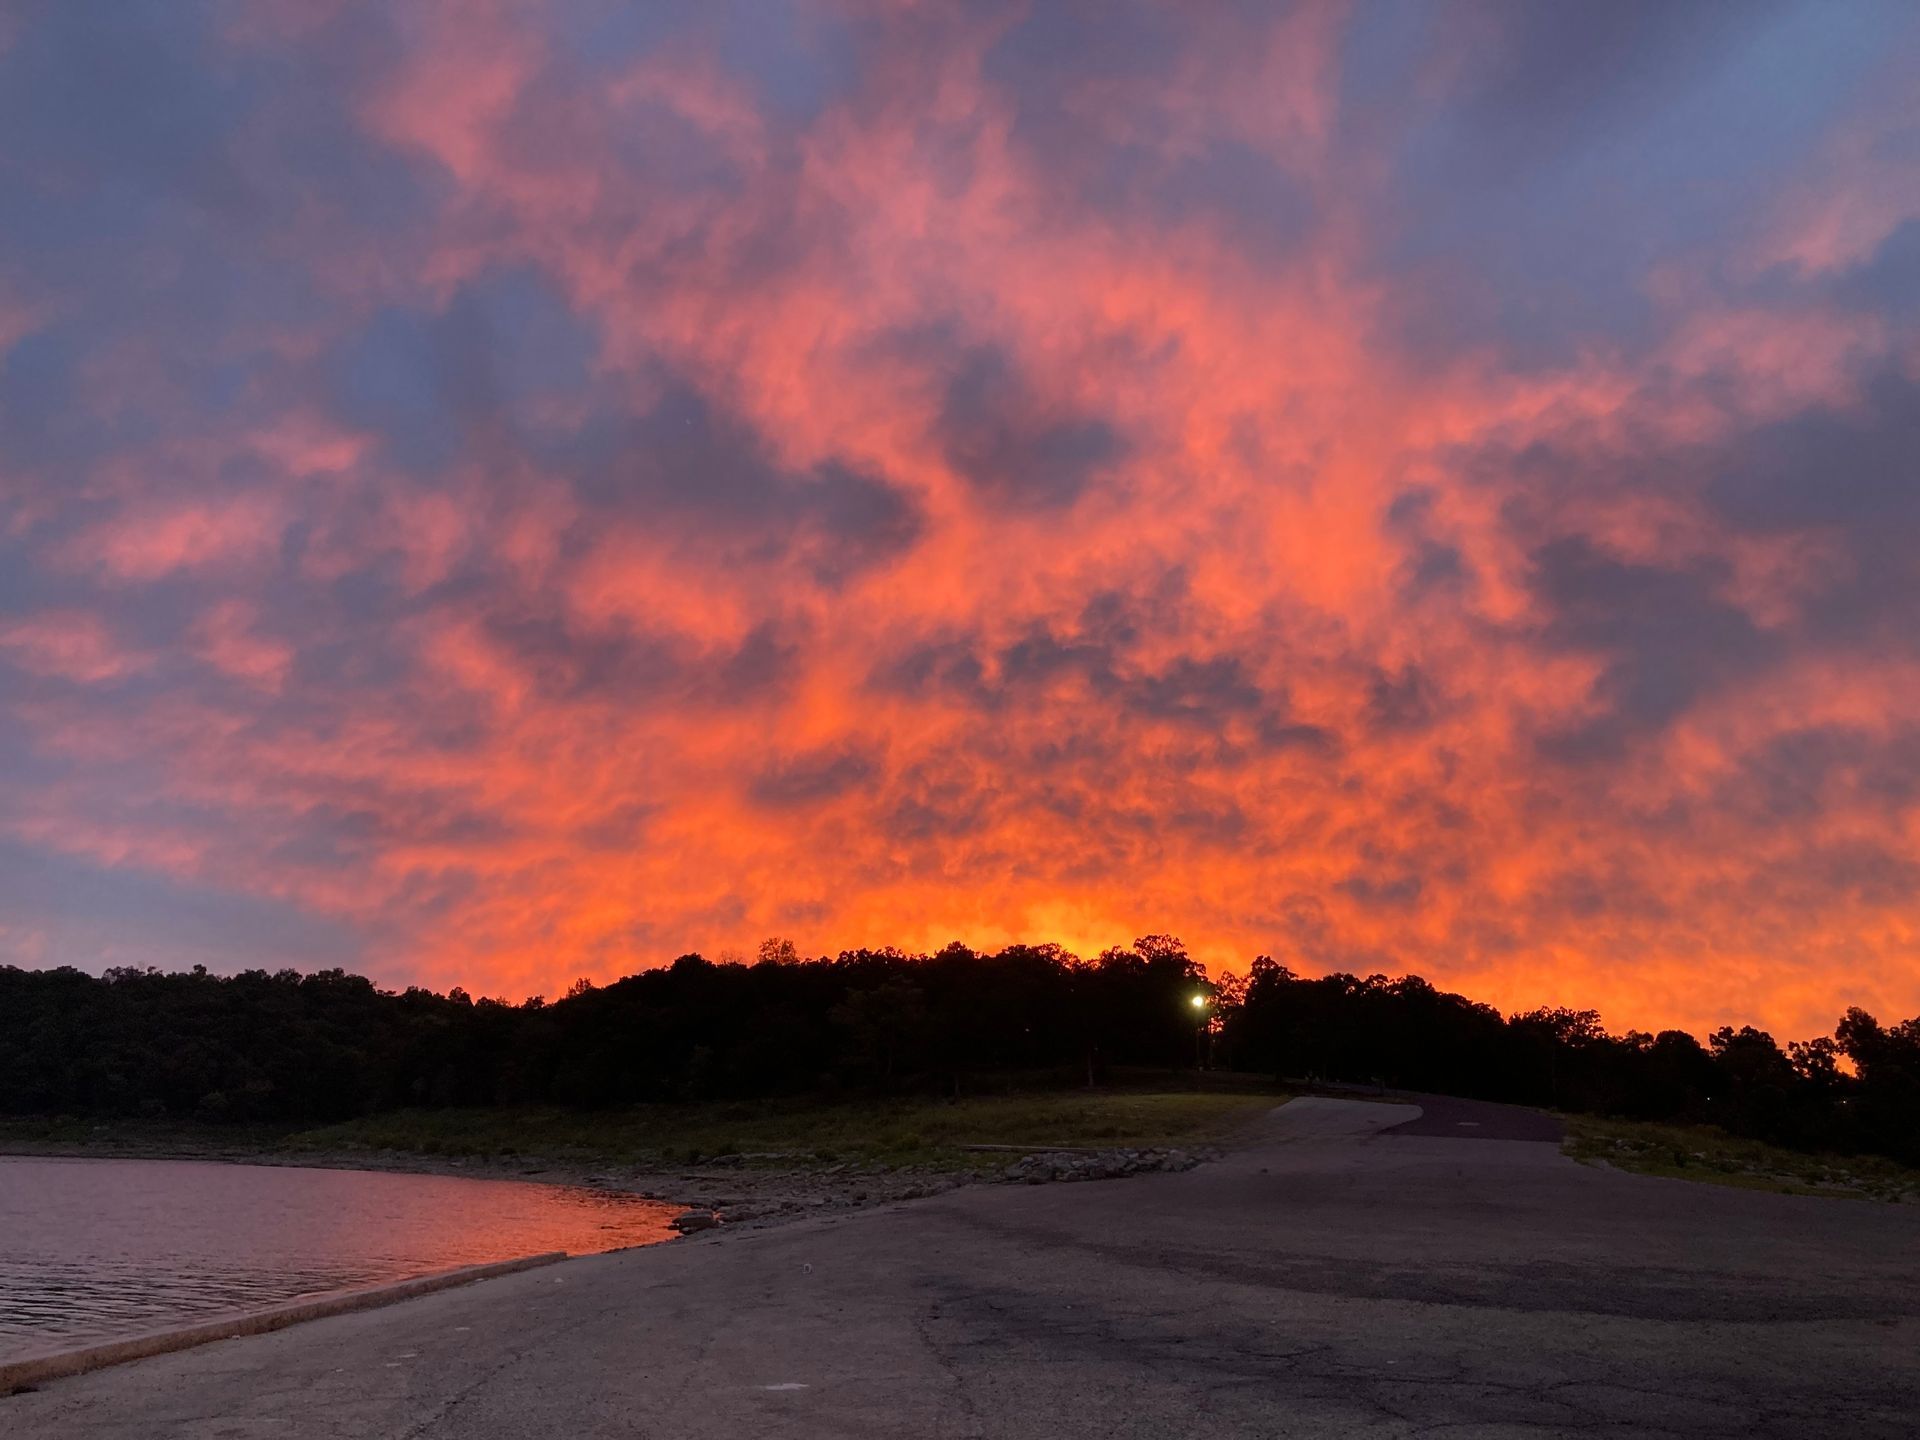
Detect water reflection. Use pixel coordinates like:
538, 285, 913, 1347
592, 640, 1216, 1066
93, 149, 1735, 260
0, 1157, 679, 1360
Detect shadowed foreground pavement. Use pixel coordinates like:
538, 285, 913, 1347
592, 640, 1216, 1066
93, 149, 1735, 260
10, 1097, 1919, 1439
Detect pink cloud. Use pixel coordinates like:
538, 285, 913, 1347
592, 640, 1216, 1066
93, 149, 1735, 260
62, 496, 285, 583
192, 600, 294, 691
0, 612, 146, 683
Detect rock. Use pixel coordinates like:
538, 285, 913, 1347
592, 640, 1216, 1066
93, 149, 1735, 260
989, 1144, 1213, 1186
670, 1210, 720, 1233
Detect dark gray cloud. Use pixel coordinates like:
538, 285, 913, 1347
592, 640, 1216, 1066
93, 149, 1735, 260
1336, 871, 1425, 911
881, 759, 994, 844
1362, 1, 1894, 372
935, 347, 1128, 509
1385, 489, 1473, 600
480, 612, 690, 704
1718, 725, 1920, 827
867, 594, 1332, 760
868, 637, 992, 708
1709, 367, 1920, 653
749, 743, 881, 809
1529, 536, 1778, 761
1445, 1, 1778, 175
1710, 370, 1920, 534
565, 376, 925, 578
1366, 665, 1441, 735
0, 0, 254, 213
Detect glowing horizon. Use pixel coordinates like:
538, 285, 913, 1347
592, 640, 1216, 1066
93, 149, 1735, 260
2, 2, 1918, 1042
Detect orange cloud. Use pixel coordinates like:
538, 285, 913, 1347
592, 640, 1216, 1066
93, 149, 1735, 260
4, 2, 1918, 1043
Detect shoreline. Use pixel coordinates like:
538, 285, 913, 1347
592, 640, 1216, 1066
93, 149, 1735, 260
0, 1091, 1271, 1229
0, 1135, 998, 1233
0, 1124, 1229, 1234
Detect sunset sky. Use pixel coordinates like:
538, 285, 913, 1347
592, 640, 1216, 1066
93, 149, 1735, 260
2, 2, 1917, 1040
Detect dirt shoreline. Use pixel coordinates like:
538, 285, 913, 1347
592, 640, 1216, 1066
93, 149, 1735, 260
0, 1135, 1013, 1235
0, 1126, 1230, 1239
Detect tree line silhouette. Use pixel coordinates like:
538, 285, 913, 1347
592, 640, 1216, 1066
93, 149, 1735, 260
2, 936, 1915, 1166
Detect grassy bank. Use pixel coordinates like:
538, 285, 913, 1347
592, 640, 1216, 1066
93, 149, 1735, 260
1564, 1115, 1920, 1203
1, 1082, 1283, 1177
0, 1116, 304, 1161
291, 1087, 1278, 1172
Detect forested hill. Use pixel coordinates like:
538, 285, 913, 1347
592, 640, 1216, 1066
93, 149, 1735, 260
2, 938, 1915, 1165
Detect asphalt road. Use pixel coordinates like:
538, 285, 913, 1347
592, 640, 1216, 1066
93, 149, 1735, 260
1380, 1092, 1566, 1141
10, 1097, 1919, 1439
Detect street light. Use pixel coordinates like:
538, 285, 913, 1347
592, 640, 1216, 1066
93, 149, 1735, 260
1190, 993, 1209, 1069
1190, 993, 1207, 1011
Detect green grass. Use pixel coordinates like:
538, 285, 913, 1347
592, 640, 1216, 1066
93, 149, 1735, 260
1564, 1115, 1920, 1203
287, 1088, 1280, 1173
0, 1115, 303, 1156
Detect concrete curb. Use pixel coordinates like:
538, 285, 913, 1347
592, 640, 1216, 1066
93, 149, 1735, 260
0, 1250, 567, 1394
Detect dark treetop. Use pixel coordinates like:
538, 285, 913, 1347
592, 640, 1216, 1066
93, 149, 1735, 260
3, 938, 1915, 1166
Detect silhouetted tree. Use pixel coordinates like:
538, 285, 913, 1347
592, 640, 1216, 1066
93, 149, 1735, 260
3, 951, 1916, 1169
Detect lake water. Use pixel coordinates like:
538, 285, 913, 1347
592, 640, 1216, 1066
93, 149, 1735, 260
0, 1156, 680, 1362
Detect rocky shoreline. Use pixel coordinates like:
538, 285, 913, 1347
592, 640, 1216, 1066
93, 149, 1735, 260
656, 1145, 1213, 1233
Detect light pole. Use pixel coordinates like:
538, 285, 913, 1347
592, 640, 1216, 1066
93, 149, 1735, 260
1191, 992, 1208, 1070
